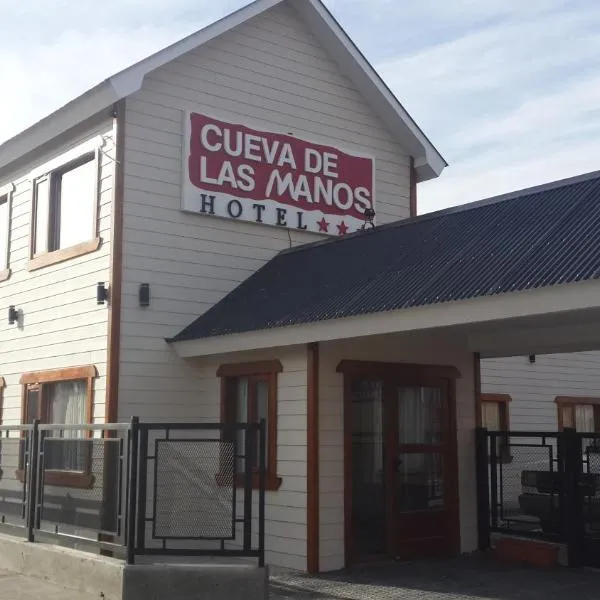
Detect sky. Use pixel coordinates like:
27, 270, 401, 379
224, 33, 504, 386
1, 0, 599, 214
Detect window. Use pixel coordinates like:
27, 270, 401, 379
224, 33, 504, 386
217, 360, 282, 491
30, 152, 100, 270
0, 186, 12, 281
19, 366, 96, 488
557, 397, 600, 432
481, 393, 511, 462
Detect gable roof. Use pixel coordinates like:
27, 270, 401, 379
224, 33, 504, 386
0, 0, 446, 181
168, 170, 600, 343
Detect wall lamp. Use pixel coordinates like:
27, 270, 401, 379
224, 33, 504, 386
8, 305, 18, 325
97, 282, 109, 305
139, 283, 150, 308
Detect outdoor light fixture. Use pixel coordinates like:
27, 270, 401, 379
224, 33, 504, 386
139, 283, 150, 307
529, 354, 536, 363
7, 305, 18, 325
97, 282, 109, 305
361, 208, 376, 230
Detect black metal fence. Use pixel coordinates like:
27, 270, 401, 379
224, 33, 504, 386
0, 419, 266, 566
476, 427, 600, 567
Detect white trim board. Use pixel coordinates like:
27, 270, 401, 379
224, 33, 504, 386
171, 279, 600, 358
0, 0, 445, 183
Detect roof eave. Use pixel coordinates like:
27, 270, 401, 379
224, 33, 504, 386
170, 279, 600, 359
0, 79, 119, 173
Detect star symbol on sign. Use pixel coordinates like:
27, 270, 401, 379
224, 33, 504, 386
317, 217, 330, 232
337, 221, 349, 236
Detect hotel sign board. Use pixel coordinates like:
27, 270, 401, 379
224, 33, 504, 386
182, 112, 375, 236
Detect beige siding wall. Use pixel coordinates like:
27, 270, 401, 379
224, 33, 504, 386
119, 1, 412, 424
318, 333, 477, 572
0, 119, 114, 425
481, 351, 600, 431
133, 346, 308, 571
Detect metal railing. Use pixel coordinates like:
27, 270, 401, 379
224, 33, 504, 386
0, 419, 266, 566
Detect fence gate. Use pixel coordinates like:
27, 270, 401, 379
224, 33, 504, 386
579, 433, 600, 567
476, 427, 600, 568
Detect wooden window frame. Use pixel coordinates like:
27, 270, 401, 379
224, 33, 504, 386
481, 393, 512, 463
217, 360, 282, 491
29, 151, 101, 272
556, 396, 600, 432
0, 183, 14, 283
17, 366, 97, 488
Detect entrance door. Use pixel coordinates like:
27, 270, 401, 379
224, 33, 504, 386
389, 384, 457, 560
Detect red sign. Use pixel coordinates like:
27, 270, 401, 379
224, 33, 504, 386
183, 112, 374, 235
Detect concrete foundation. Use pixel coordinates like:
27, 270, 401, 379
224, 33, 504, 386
0, 533, 269, 599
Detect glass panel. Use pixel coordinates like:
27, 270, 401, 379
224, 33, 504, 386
45, 380, 87, 471
235, 377, 249, 474
561, 405, 574, 429
351, 379, 385, 555
482, 402, 500, 430
34, 178, 50, 254
0, 195, 7, 269
396, 452, 444, 511
576, 405, 595, 433
398, 387, 442, 445
57, 157, 96, 249
25, 388, 40, 423
255, 379, 269, 469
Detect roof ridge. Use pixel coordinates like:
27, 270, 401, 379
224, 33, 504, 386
278, 168, 600, 257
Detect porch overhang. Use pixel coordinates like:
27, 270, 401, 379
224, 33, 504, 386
171, 278, 600, 358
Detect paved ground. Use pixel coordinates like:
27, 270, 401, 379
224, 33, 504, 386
271, 555, 600, 599
0, 569, 88, 600
5, 554, 600, 599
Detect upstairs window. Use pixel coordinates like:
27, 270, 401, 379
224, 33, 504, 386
31, 151, 99, 269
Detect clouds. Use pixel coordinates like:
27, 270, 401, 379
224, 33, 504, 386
1, 0, 598, 215
375, 0, 600, 212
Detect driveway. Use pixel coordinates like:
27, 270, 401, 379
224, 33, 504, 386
271, 554, 600, 599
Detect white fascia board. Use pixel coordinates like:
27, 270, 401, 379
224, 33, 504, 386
0, 81, 119, 173
171, 279, 600, 358
300, 0, 447, 182
0, 0, 283, 174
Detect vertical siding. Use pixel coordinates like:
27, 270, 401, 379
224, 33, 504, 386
0, 120, 114, 425
318, 333, 476, 572
481, 351, 600, 431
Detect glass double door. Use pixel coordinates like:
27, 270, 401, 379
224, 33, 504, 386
350, 377, 456, 562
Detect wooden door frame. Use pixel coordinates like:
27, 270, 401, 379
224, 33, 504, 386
338, 360, 461, 567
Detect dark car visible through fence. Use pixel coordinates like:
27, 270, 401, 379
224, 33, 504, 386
0, 419, 266, 566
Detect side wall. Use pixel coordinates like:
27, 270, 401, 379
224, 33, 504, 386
118, 1, 413, 423
318, 333, 477, 572
481, 351, 600, 431
0, 117, 114, 424
164, 346, 308, 571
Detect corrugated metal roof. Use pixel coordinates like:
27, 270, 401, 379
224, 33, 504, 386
169, 171, 600, 342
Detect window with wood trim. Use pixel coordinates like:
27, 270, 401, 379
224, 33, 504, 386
556, 397, 600, 432
218, 360, 282, 491
481, 393, 511, 462
19, 366, 96, 488
31, 151, 100, 269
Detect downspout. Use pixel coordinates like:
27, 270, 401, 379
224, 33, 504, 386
105, 99, 126, 424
